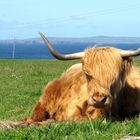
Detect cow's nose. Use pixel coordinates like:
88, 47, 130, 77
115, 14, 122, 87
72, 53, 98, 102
92, 94, 107, 104
88, 94, 112, 108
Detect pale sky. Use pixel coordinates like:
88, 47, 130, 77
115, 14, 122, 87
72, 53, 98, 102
0, 0, 140, 39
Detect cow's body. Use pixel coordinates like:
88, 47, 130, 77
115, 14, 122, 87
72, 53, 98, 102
26, 47, 140, 124
112, 66, 140, 119
29, 63, 106, 123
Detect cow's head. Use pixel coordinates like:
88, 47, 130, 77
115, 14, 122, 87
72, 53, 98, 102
39, 32, 140, 110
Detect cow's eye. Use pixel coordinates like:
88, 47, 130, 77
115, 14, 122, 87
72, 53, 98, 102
86, 74, 93, 81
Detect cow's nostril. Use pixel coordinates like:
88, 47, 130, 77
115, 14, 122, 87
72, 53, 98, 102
92, 97, 97, 102
101, 97, 107, 103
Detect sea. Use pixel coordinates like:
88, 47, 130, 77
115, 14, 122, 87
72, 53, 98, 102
0, 42, 140, 59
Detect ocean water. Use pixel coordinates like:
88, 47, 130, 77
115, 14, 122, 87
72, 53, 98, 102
0, 42, 140, 59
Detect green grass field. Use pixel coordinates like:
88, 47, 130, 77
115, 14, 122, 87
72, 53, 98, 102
0, 59, 140, 140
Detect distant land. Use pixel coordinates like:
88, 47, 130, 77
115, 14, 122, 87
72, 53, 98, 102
1, 36, 140, 59
1, 36, 140, 45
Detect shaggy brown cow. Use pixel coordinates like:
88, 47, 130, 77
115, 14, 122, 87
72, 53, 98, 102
25, 32, 140, 124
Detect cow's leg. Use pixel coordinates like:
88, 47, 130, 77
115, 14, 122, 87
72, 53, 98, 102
31, 102, 49, 121
25, 79, 61, 124
25, 101, 49, 124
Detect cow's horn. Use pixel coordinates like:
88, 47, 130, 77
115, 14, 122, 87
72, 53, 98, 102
39, 32, 84, 60
120, 48, 140, 57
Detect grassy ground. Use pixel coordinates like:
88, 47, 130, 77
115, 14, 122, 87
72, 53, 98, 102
0, 59, 140, 140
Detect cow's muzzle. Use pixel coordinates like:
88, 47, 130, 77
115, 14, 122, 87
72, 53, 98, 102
87, 94, 112, 108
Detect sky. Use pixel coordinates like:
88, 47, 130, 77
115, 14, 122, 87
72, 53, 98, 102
0, 0, 140, 39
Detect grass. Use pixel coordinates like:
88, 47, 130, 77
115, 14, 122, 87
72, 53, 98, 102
0, 59, 140, 140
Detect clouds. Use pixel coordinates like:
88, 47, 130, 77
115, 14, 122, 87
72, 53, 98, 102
0, 20, 20, 30
70, 16, 87, 21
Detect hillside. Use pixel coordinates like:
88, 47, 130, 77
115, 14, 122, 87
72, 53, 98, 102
1, 36, 140, 45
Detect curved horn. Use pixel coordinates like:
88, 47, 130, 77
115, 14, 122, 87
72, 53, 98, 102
39, 32, 84, 60
120, 48, 140, 57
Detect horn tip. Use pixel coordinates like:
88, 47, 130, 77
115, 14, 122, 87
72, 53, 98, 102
38, 32, 43, 36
